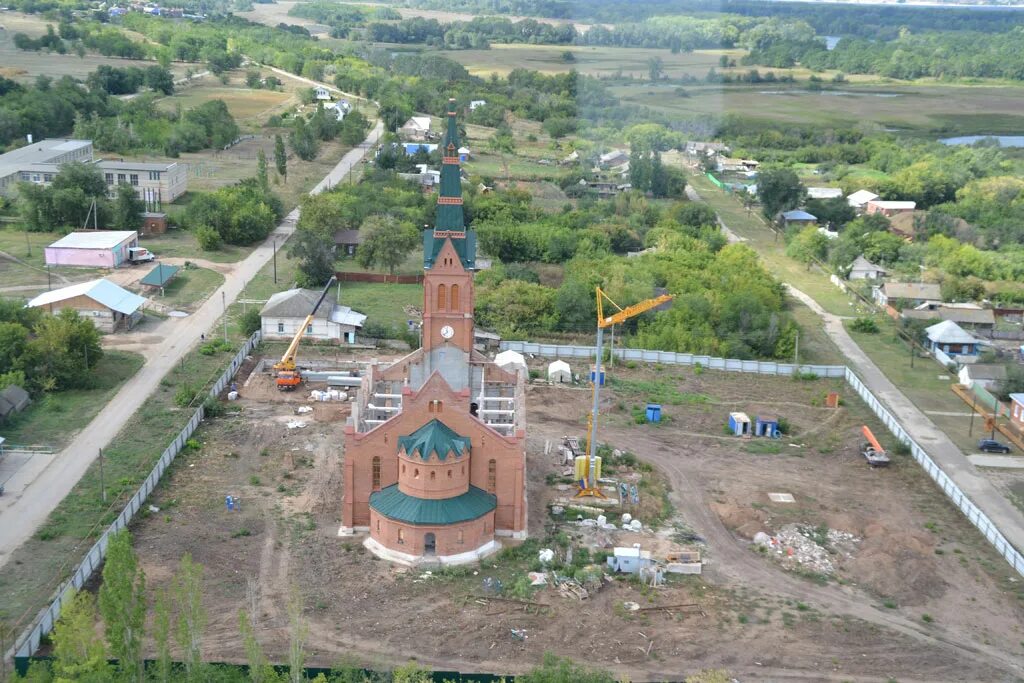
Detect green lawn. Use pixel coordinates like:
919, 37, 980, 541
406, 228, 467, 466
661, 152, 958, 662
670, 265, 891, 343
1, 351, 145, 450
142, 229, 252, 264
340, 281, 422, 331
0, 337, 250, 634
151, 266, 225, 312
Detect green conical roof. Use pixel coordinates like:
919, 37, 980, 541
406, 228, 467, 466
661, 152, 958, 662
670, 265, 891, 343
424, 99, 476, 270
398, 419, 470, 461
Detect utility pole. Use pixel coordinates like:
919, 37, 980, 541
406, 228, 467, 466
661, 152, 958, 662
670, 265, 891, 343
99, 448, 106, 503
608, 325, 614, 369
222, 291, 228, 342
46, 264, 51, 291
793, 330, 799, 368
272, 238, 278, 284
25, 229, 31, 257
969, 394, 978, 436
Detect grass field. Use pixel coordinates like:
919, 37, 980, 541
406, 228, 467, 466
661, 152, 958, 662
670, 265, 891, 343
0, 350, 144, 450
141, 229, 252, 264
156, 84, 292, 123
151, 266, 224, 311
613, 82, 1024, 132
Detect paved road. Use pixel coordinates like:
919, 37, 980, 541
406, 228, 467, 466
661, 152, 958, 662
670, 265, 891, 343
0, 121, 383, 569
786, 284, 1024, 556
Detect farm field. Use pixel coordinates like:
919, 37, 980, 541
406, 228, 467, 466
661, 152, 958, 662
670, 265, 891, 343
113, 358, 1024, 680
156, 86, 292, 123
0, 11, 193, 83
614, 82, 1024, 132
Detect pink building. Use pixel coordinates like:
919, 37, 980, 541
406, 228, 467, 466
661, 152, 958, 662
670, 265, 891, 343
44, 231, 139, 268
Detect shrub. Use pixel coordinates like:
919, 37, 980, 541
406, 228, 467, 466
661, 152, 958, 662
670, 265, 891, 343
202, 396, 225, 418
240, 308, 262, 336
174, 382, 200, 407
194, 224, 222, 251
850, 317, 879, 334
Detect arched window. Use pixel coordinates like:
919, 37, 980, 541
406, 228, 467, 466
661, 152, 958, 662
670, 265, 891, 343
487, 459, 496, 493
447, 469, 452, 479
437, 284, 446, 311
376, 519, 380, 532
450, 284, 460, 311
457, 529, 464, 544
401, 464, 406, 474
430, 471, 436, 481
371, 456, 381, 491
397, 528, 404, 544
414, 468, 420, 479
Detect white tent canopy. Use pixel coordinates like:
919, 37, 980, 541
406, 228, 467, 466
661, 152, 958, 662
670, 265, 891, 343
547, 360, 571, 383
494, 350, 528, 376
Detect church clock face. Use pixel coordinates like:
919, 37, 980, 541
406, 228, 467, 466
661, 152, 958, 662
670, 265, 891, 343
440, 325, 455, 340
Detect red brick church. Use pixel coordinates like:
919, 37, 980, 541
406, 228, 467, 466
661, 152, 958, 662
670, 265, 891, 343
339, 101, 528, 564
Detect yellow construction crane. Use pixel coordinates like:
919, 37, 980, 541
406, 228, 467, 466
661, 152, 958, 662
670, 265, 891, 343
273, 276, 337, 391
577, 287, 673, 497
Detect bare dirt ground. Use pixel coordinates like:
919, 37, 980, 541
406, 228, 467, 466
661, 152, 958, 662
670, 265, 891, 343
127, 357, 1024, 681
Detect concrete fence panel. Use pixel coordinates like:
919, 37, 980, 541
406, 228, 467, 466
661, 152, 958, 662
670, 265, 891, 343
14, 332, 262, 659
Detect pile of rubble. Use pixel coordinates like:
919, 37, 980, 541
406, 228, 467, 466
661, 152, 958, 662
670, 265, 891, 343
754, 524, 860, 575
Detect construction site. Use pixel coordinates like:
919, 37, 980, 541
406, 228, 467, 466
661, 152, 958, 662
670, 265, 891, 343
121, 344, 1024, 680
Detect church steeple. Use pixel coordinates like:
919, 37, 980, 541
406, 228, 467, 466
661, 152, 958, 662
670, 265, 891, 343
424, 99, 476, 271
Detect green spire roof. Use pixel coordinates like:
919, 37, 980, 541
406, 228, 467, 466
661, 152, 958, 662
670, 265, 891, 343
398, 419, 470, 461
424, 99, 476, 270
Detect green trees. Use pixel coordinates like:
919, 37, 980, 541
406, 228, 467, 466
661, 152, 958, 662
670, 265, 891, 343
339, 110, 370, 146
289, 118, 319, 161
110, 184, 144, 231
0, 302, 102, 394
51, 590, 109, 681
289, 230, 337, 287
274, 134, 288, 178
757, 168, 805, 219
20, 162, 110, 233
356, 215, 419, 274
785, 226, 829, 269
98, 531, 146, 682
184, 179, 281, 246
173, 553, 207, 677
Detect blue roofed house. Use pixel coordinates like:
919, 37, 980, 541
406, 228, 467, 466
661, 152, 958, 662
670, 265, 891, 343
27, 279, 146, 332
781, 210, 817, 229
925, 320, 982, 361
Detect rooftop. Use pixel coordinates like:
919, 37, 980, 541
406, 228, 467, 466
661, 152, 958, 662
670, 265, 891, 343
97, 159, 179, 172
398, 419, 470, 461
782, 210, 817, 221
47, 230, 137, 250
850, 255, 886, 272
881, 282, 942, 301
1010, 393, 1024, 405
139, 263, 180, 287
807, 187, 844, 199
369, 484, 495, 525
261, 288, 335, 320
0, 139, 92, 177
963, 364, 1008, 381
869, 200, 917, 209
925, 319, 980, 344
27, 278, 146, 314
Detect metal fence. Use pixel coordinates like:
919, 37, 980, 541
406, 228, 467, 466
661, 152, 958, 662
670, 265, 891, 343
499, 341, 848, 378
503, 340, 1024, 579
13, 331, 262, 660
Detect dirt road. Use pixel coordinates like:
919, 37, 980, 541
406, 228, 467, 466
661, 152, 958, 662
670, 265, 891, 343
0, 121, 383, 569
785, 284, 1024, 559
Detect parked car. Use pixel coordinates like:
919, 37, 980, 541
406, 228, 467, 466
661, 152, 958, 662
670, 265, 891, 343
978, 438, 1011, 454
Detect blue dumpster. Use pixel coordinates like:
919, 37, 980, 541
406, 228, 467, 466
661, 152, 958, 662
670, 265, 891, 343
646, 403, 662, 423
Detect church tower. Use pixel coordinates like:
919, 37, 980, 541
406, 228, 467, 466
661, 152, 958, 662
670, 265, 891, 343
420, 100, 477, 389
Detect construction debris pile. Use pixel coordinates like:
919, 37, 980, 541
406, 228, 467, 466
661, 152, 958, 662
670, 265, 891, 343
755, 524, 860, 575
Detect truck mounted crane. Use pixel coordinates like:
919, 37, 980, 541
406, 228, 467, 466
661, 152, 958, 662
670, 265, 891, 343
577, 286, 673, 497
273, 276, 337, 391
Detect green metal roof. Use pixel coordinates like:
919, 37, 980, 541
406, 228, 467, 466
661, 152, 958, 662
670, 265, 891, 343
398, 419, 470, 461
423, 100, 475, 270
140, 263, 179, 287
370, 485, 496, 525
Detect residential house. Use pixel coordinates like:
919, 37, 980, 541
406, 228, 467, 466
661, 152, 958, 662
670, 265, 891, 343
780, 210, 817, 229
902, 305, 995, 333
807, 187, 844, 200
469, 99, 487, 110
598, 150, 629, 168
925, 320, 981, 358
458, 146, 471, 162
872, 282, 942, 308
865, 199, 917, 217
27, 278, 146, 332
1011, 394, 1024, 430
260, 288, 366, 344
400, 116, 433, 141
958, 364, 1008, 392
848, 255, 887, 281
684, 141, 730, 158
324, 100, 351, 121
314, 86, 332, 101
333, 229, 363, 257
846, 189, 879, 210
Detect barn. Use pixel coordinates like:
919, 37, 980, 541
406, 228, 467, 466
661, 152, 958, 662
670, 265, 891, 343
27, 279, 146, 332
44, 231, 139, 268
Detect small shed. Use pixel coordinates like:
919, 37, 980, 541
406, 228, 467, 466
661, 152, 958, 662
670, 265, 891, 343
606, 545, 653, 574
333, 229, 363, 257
848, 255, 887, 281
458, 146, 471, 162
781, 210, 817, 229
140, 212, 167, 236
140, 263, 180, 294
547, 360, 571, 383
494, 350, 528, 378
755, 415, 780, 438
728, 412, 751, 436
314, 86, 332, 101
0, 384, 31, 420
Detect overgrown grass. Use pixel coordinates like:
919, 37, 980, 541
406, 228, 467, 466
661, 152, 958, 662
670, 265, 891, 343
1, 351, 144, 450
0, 339, 247, 633
609, 376, 709, 405
151, 266, 225, 311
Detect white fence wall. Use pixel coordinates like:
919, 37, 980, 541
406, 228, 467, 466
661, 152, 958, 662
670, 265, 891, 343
502, 340, 1024, 579
13, 331, 262, 659
500, 341, 847, 378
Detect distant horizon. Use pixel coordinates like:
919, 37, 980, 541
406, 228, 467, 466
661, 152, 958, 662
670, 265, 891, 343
755, 0, 1024, 8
